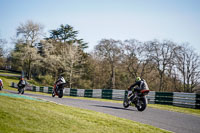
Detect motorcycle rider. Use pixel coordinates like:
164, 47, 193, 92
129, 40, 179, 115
55, 76, 66, 91
127, 77, 149, 100
17, 77, 26, 90
0, 78, 3, 90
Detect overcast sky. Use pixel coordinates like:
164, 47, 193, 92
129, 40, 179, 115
0, 0, 200, 53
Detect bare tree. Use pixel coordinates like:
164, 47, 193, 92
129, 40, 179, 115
10, 20, 44, 79
146, 40, 177, 91
175, 44, 200, 92
16, 20, 44, 46
95, 39, 121, 89
121, 39, 154, 80
0, 37, 7, 68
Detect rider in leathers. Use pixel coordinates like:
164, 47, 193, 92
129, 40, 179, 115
127, 77, 149, 99
55, 76, 66, 91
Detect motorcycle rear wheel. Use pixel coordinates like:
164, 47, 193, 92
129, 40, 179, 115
136, 97, 147, 111
21, 88, 24, 94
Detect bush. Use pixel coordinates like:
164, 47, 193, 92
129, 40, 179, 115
28, 75, 55, 86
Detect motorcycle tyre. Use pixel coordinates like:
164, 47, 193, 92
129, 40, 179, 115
58, 90, 63, 98
123, 97, 130, 108
136, 97, 147, 112
52, 90, 55, 97
21, 88, 24, 94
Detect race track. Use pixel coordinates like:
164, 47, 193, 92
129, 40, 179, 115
4, 90, 200, 133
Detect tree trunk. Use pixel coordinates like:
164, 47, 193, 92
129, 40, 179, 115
111, 64, 116, 89
27, 60, 31, 80
69, 64, 73, 89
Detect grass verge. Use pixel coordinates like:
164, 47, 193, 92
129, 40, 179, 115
0, 70, 20, 76
0, 93, 170, 133
148, 104, 200, 116
0, 75, 19, 91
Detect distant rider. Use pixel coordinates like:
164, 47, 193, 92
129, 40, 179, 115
0, 78, 3, 90
17, 77, 26, 89
127, 77, 149, 99
55, 76, 66, 91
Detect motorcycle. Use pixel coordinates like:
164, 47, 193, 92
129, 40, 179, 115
18, 85, 25, 94
0, 82, 3, 91
123, 88, 150, 111
52, 83, 65, 98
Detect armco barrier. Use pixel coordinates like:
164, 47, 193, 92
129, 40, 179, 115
155, 92, 173, 105
39, 87, 43, 92
102, 89, 112, 99
112, 89, 125, 101
147, 91, 155, 104
84, 89, 93, 98
63, 88, 70, 96
33, 86, 36, 92
196, 94, 200, 109
10, 82, 200, 109
48, 87, 53, 94
173, 92, 196, 108
43, 87, 48, 93
77, 89, 85, 97
70, 89, 77, 96
93, 89, 102, 98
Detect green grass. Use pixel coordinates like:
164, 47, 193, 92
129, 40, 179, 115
0, 70, 20, 76
0, 93, 170, 133
27, 79, 46, 86
0, 75, 19, 91
148, 104, 200, 116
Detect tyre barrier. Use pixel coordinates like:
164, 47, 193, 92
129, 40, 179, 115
10, 82, 200, 109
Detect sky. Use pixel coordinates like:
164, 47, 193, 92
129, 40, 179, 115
0, 0, 200, 53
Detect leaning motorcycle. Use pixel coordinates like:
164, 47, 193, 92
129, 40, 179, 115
0, 82, 3, 91
123, 88, 149, 111
52, 83, 65, 98
18, 85, 25, 94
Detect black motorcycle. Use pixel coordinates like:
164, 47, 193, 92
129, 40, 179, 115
0, 84, 2, 91
18, 85, 25, 94
123, 88, 149, 111
52, 83, 66, 98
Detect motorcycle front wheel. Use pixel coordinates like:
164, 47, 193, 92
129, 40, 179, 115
52, 90, 55, 97
58, 90, 63, 98
123, 97, 130, 108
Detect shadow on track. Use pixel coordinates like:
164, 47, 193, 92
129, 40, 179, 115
92, 105, 137, 111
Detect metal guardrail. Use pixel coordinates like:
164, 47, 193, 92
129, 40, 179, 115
10, 82, 200, 109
